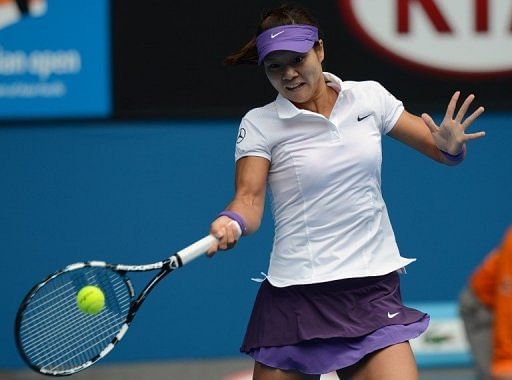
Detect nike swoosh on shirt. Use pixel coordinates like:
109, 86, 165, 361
357, 114, 372, 122
271, 31, 285, 38
387, 312, 400, 319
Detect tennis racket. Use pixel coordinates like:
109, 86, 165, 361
15, 224, 240, 376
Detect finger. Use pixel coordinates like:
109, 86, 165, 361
421, 113, 438, 134
445, 91, 460, 120
207, 241, 219, 257
213, 224, 226, 250
455, 94, 475, 124
462, 106, 485, 130
226, 224, 236, 246
208, 225, 222, 254
463, 131, 486, 141
212, 225, 224, 240
219, 229, 230, 250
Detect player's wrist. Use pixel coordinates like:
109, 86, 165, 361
217, 210, 248, 236
439, 144, 466, 165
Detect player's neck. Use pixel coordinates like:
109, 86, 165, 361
293, 82, 338, 119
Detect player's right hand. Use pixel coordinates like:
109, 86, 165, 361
207, 216, 240, 256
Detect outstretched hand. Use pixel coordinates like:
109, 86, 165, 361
421, 91, 485, 155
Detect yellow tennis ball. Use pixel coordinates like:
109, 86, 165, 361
76, 285, 105, 315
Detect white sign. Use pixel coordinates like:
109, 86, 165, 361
339, 0, 512, 76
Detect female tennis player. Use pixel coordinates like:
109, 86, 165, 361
208, 5, 485, 380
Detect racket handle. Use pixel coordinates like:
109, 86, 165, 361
176, 235, 217, 266
176, 221, 242, 266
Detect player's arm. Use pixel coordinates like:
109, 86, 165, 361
389, 111, 447, 163
208, 156, 270, 254
228, 156, 269, 234
389, 92, 485, 165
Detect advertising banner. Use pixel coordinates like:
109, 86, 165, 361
112, 0, 512, 118
0, 0, 110, 119
339, 0, 512, 78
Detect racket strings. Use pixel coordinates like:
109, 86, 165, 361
22, 281, 77, 317
18, 266, 131, 373
21, 280, 129, 348
21, 284, 80, 334
24, 297, 130, 360
21, 268, 130, 370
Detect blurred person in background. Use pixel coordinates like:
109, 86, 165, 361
0, 0, 46, 30
460, 226, 512, 380
208, 4, 486, 380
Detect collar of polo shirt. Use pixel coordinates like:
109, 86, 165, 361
275, 72, 343, 119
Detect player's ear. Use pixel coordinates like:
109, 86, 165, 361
314, 39, 324, 64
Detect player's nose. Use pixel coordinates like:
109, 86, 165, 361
281, 65, 298, 81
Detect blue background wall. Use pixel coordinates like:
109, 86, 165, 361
1, 114, 510, 368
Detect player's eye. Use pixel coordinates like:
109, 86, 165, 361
267, 63, 281, 70
294, 56, 305, 64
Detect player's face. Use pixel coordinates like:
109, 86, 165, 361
263, 43, 325, 105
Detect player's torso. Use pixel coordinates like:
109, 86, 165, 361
266, 95, 384, 230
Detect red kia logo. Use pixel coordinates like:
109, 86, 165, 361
338, 0, 512, 78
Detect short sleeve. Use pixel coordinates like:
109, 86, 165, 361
375, 82, 404, 135
234, 117, 271, 162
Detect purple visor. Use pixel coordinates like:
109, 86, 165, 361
256, 25, 319, 65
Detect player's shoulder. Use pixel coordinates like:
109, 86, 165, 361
242, 101, 279, 125
341, 80, 394, 105
342, 79, 386, 93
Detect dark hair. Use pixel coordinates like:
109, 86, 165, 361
224, 4, 322, 66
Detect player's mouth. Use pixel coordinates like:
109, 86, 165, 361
285, 82, 305, 91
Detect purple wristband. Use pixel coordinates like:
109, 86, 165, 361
440, 145, 466, 165
218, 211, 247, 236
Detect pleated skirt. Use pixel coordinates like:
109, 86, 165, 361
241, 272, 428, 374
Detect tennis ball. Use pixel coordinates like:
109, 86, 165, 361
76, 285, 105, 315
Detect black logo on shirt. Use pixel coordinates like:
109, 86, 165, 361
357, 114, 372, 122
236, 128, 246, 144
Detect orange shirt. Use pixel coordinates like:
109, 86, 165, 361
471, 226, 512, 376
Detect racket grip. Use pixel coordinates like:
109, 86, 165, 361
175, 221, 242, 266
176, 235, 217, 266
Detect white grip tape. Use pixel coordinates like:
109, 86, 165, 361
176, 235, 217, 266
176, 221, 242, 266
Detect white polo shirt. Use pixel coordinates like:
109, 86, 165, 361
235, 72, 415, 287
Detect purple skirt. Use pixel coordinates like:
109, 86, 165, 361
241, 272, 428, 374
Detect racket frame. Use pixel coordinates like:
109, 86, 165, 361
15, 234, 220, 376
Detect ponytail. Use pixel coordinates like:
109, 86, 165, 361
224, 36, 258, 66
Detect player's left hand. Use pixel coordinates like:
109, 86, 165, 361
421, 91, 485, 155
